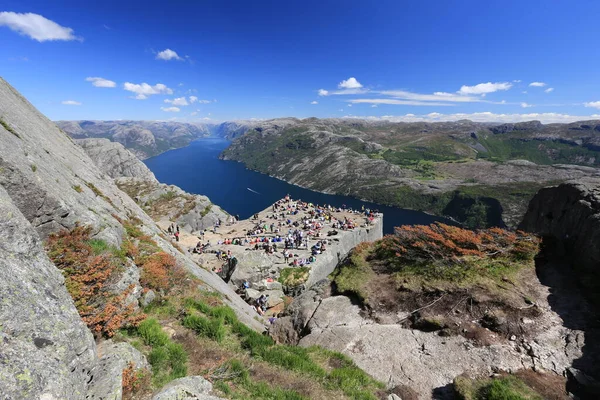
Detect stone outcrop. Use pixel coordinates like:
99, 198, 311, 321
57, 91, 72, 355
76, 138, 158, 182
0, 76, 264, 398
87, 341, 150, 400
115, 177, 229, 233
519, 177, 600, 284
151, 376, 224, 400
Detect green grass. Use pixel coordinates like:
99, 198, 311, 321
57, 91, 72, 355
200, 204, 213, 217
136, 318, 188, 387
182, 314, 226, 343
0, 118, 20, 138
138, 318, 169, 347
160, 191, 177, 200
221, 359, 307, 400
180, 298, 384, 399
478, 135, 600, 167
454, 375, 543, 400
87, 239, 110, 255
73, 185, 83, 193
30, 164, 37, 172
331, 247, 373, 302
279, 267, 310, 287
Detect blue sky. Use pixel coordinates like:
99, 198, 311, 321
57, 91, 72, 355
1, 0, 600, 123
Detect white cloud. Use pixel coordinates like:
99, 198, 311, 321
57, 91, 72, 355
164, 97, 189, 106
161, 106, 180, 112
156, 49, 183, 61
350, 98, 455, 106
318, 89, 329, 96
513, 79, 522, 83
522, 91, 528, 94
347, 104, 352, 107
380, 90, 481, 103
338, 77, 363, 89
190, 111, 198, 116
189, 96, 198, 103
62, 100, 81, 106
124, 82, 173, 99
0, 12, 82, 42
457, 82, 512, 95
529, 82, 547, 87
371, 104, 378, 108
585, 101, 600, 109
521, 102, 533, 108
202, 117, 211, 120
198, 99, 212, 104
345, 112, 600, 124
85, 77, 116, 88
310, 101, 318, 105
545, 88, 554, 93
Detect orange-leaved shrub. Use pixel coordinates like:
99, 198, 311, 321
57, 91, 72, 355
46, 225, 145, 337
139, 252, 188, 293
376, 223, 539, 266
122, 361, 149, 398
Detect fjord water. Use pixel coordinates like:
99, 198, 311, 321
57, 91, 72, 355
145, 138, 449, 234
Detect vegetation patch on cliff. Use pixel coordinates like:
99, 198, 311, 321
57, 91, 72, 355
453, 370, 569, 400
46, 226, 145, 337
333, 223, 542, 342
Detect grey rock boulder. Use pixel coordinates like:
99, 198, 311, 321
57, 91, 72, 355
152, 376, 224, 400
229, 251, 274, 287
87, 340, 150, 400
109, 259, 143, 309
141, 289, 157, 307
269, 316, 300, 345
306, 296, 367, 334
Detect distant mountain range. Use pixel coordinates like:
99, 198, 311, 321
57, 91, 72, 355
56, 120, 264, 159
57, 117, 600, 227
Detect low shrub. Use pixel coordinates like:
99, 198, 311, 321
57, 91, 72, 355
46, 225, 144, 337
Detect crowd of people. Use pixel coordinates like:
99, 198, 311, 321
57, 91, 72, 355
170, 195, 380, 315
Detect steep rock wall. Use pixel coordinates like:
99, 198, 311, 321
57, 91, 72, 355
305, 216, 383, 288
519, 178, 600, 300
75, 138, 158, 182
0, 185, 98, 399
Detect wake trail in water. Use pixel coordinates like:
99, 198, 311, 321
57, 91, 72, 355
247, 188, 261, 195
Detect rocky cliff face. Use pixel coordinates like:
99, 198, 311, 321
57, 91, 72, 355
519, 177, 600, 282
0, 77, 263, 398
519, 178, 600, 396
0, 185, 97, 399
75, 137, 228, 233
76, 138, 158, 181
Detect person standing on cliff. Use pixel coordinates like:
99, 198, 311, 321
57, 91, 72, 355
174, 231, 180, 242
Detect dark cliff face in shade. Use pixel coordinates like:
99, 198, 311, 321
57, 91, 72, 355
519, 177, 600, 304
